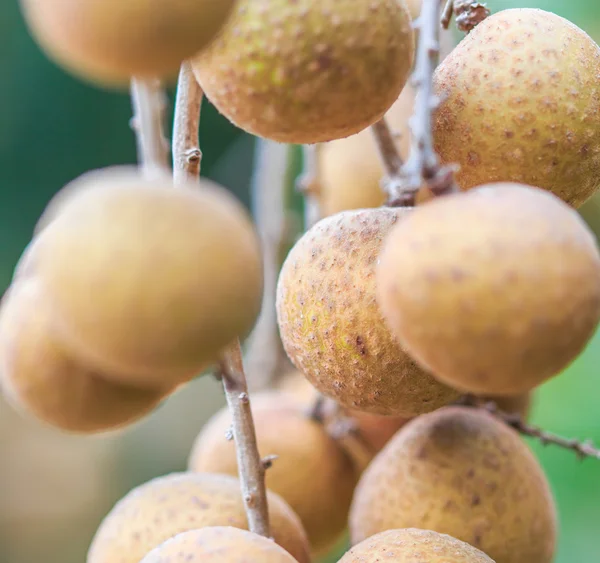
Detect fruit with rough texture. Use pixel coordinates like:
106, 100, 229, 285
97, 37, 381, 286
188, 391, 356, 554
19, 0, 237, 86
276, 208, 460, 415
340, 529, 495, 563
377, 183, 600, 396
87, 472, 311, 563
350, 406, 557, 563
139, 527, 300, 563
0, 280, 172, 434
32, 167, 263, 388
433, 8, 600, 208
191, 0, 415, 144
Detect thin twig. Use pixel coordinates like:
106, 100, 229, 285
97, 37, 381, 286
244, 139, 290, 391
442, 1, 490, 32
441, 0, 454, 28
172, 62, 203, 185
297, 144, 322, 229
130, 77, 170, 176
171, 63, 271, 537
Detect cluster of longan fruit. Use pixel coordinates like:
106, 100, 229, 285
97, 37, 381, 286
4, 1, 600, 563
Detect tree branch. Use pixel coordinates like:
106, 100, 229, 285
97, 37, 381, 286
130, 77, 170, 176
171, 62, 271, 537
297, 144, 322, 229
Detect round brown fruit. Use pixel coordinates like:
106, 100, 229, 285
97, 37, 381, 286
276, 208, 460, 416
87, 472, 311, 563
191, 0, 415, 144
188, 391, 356, 555
340, 529, 494, 563
350, 406, 557, 563
139, 527, 300, 563
377, 183, 600, 396
19, 0, 236, 86
0, 280, 172, 434
33, 167, 263, 388
433, 8, 600, 208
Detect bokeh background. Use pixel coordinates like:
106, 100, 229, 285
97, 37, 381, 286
0, 1, 599, 562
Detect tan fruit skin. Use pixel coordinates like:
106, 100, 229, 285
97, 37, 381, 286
192, 0, 415, 144
433, 8, 600, 208
139, 527, 300, 563
276, 208, 459, 416
19, 0, 236, 86
87, 472, 311, 563
0, 280, 171, 434
350, 407, 557, 563
32, 167, 263, 388
188, 391, 357, 554
376, 183, 600, 396
340, 529, 494, 563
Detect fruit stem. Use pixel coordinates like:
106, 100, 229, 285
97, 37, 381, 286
297, 145, 322, 229
171, 62, 272, 538
244, 139, 290, 391
130, 77, 170, 177
442, 1, 490, 33
172, 62, 203, 184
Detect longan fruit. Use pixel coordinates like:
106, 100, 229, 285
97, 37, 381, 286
350, 406, 557, 563
276, 208, 460, 416
32, 167, 263, 388
376, 183, 600, 396
433, 8, 600, 207
0, 280, 172, 434
19, 0, 236, 86
87, 472, 311, 563
340, 529, 494, 563
188, 391, 357, 554
191, 0, 415, 144
139, 527, 300, 563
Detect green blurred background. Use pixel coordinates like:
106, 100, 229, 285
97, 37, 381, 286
0, 1, 599, 562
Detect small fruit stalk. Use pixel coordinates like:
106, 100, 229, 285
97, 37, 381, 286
170, 62, 270, 537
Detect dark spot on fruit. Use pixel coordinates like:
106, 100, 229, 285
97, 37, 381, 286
356, 335, 367, 356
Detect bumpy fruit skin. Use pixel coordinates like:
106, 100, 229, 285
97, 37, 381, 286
350, 407, 557, 563
0, 280, 171, 434
188, 391, 357, 554
87, 472, 311, 563
433, 8, 600, 207
276, 208, 460, 416
377, 183, 600, 396
191, 0, 415, 144
340, 529, 494, 563
19, 0, 236, 86
33, 167, 263, 388
139, 527, 300, 563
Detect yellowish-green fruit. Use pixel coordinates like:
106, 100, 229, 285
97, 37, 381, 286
139, 527, 300, 563
433, 8, 600, 207
191, 0, 415, 144
0, 280, 172, 434
188, 391, 357, 554
376, 183, 600, 396
87, 472, 311, 563
350, 406, 557, 563
276, 208, 460, 416
340, 529, 494, 563
33, 167, 263, 388
19, 0, 236, 86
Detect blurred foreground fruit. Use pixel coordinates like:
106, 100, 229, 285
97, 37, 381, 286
139, 527, 300, 563
30, 167, 263, 388
188, 391, 357, 554
433, 8, 600, 207
87, 472, 311, 563
350, 406, 557, 563
192, 0, 415, 143
377, 183, 600, 396
19, 0, 237, 86
276, 208, 460, 415
0, 280, 172, 433
340, 529, 494, 563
